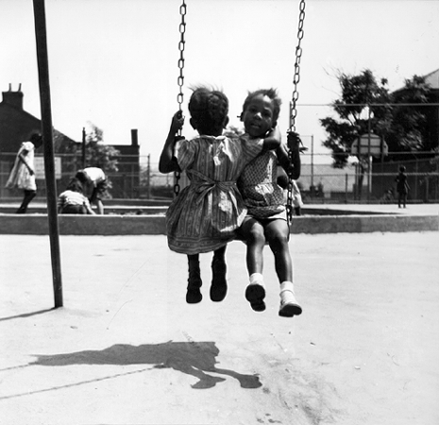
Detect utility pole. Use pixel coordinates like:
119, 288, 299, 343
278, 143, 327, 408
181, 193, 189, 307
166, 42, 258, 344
310, 134, 314, 196
147, 154, 151, 199
82, 127, 86, 168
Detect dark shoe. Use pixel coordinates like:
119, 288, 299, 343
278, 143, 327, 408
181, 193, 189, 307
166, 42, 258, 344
245, 283, 266, 312
186, 270, 202, 304
210, 257, 227, 302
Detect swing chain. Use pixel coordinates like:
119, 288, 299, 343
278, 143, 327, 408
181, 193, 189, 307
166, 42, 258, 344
289, 0, 305, 133
287, 0, 306, 226
177, 0, 186, 114
174, 0, 187, 197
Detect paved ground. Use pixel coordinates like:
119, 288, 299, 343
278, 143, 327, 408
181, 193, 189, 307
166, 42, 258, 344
1, 229, 438, 425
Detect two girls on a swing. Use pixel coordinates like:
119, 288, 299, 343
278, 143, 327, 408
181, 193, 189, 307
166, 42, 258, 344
159, 86, 302, 317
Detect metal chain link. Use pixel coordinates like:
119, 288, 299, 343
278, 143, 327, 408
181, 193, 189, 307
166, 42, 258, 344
174, 0, 187, 197
177, 0, 186, 114
287, 0, 306, 227
289, 0, 305, 134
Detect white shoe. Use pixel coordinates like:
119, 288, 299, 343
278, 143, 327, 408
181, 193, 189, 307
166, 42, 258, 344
279, 282, 302, 317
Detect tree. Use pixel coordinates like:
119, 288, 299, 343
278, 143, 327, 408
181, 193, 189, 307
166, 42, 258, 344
320, 69, 392, 169
320, 70, 434, 167
84, 123, 120, 173
386, 75, 433, 157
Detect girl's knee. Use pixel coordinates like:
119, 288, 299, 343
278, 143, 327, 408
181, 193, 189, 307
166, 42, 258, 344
247, 229, 266, 246
268, 233, 289, 250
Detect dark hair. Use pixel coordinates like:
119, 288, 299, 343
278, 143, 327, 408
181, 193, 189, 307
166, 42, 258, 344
75, 170, 88, 184
399, 166, 406, 172
66, 178, 84, 193
30, 133, 43, 147
188, 86, 229, 135
242, 88, 282, 123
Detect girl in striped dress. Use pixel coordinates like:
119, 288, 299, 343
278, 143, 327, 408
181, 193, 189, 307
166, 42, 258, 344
159, 86, 280, 304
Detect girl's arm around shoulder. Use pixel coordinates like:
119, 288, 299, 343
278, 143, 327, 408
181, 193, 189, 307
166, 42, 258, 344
159, 111, 184, 174
262, 126, 281, 150
276, 143, 290, 170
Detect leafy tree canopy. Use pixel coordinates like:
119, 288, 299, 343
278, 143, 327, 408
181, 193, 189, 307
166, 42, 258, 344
84, 122, 120, 174
320, 69, 434, 168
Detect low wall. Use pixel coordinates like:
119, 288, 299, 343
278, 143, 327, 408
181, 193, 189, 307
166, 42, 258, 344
290, 214, 438, 234
0, 213, 437, 235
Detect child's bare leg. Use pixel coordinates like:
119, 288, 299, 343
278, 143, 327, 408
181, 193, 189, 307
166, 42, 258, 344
239, 217, 266, 312
17, 190, 36, 213
265, 219, 302, 317
265, 219, 292, 282
186, 254, 202, 304
210, 245, 228, 302
239, 218, 265, 275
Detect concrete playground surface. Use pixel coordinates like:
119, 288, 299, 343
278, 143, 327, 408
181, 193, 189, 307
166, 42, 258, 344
1, 230, 439, 425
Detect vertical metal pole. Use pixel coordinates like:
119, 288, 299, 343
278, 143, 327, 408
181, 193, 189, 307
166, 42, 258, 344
147, 154, 151, 199
358, 135, 361, 201
82, 127, 86, 168
33, 0, 63, 308
310, 134, 314, 197
367, 106, 371, 202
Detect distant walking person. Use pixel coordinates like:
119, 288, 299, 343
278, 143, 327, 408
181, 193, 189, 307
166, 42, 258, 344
395, 166, 410, 208
75, 167, 108, 214
5, 133, 43, 213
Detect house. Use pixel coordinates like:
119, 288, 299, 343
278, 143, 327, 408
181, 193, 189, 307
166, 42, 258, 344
0, 84, 77, 198
0, 85, 141, 199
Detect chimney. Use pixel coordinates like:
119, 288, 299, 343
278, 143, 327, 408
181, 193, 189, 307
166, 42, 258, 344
131, 129, 138, 147
2, 84, 23, 109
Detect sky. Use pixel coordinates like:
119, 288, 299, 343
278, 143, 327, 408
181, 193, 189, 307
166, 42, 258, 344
1, 0, 438, 166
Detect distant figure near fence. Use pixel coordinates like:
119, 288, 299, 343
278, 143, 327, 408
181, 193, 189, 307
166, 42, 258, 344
5, 133, 43, 213
395, 166, 410, 208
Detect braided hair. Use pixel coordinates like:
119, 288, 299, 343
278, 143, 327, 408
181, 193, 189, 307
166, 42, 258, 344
188, 86, 229, 136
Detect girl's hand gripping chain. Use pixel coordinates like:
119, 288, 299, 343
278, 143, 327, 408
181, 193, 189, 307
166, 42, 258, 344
287, 131, 303, 180
159, 111, 185, 174
171, 110, 185, 135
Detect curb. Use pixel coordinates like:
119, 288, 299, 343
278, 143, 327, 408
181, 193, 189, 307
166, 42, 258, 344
0, 213, 437, 235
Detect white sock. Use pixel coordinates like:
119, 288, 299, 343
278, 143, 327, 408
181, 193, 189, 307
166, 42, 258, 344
280, 281, 298, 304
249, 273, 264, 286
280, 281, 295, 293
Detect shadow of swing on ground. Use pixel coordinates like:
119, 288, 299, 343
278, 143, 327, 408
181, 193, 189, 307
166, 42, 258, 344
31, 341, 262, 390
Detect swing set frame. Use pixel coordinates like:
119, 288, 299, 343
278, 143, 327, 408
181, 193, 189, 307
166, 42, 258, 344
31, 0, 306, 309
172, 0, 307, 228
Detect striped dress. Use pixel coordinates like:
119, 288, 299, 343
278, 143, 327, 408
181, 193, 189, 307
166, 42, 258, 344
166, 134, 264, 254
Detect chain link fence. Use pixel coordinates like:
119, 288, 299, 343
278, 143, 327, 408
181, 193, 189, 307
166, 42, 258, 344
1, 151, 438, 204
